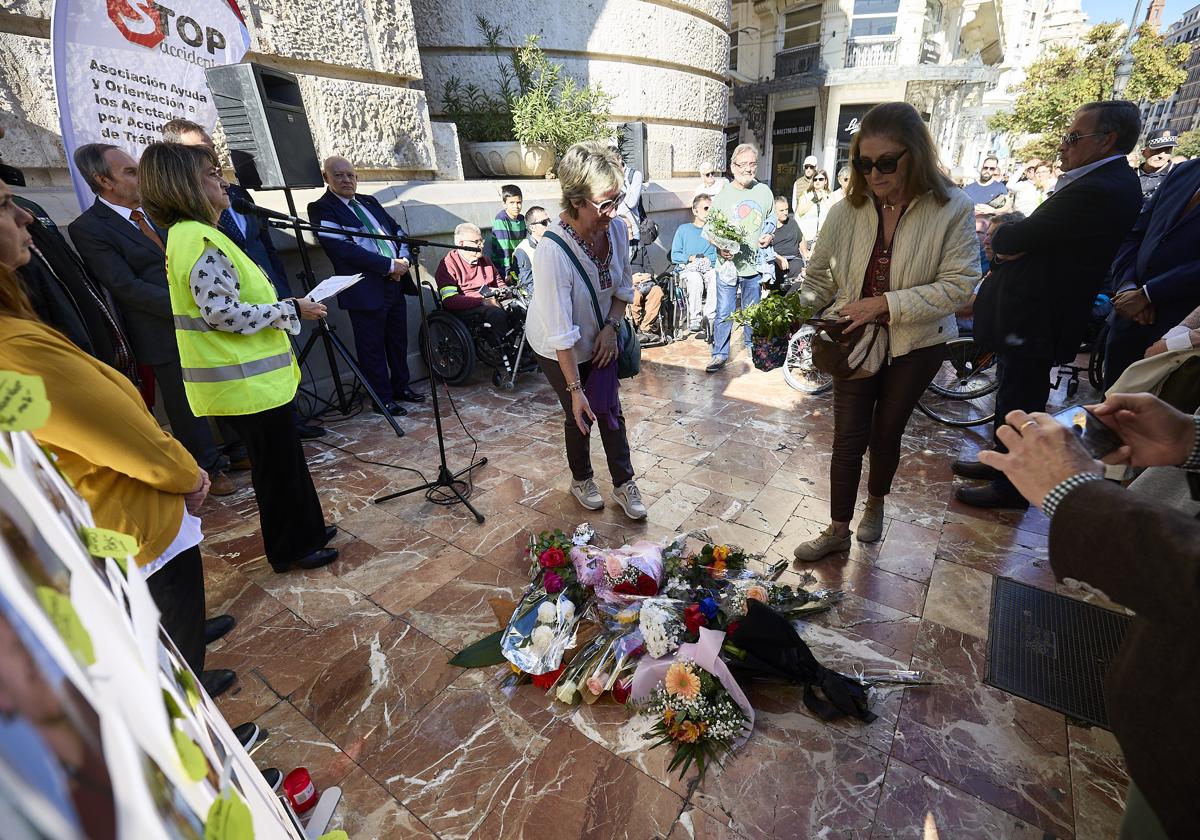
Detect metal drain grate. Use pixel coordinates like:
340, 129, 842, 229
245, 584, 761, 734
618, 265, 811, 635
986, 577, 1131, 728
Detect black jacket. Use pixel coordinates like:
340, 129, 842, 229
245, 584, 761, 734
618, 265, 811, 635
974, 158, 1142, 362
67, 199, 175, 366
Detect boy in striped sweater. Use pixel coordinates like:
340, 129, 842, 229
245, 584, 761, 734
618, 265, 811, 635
486, 184, 527, 282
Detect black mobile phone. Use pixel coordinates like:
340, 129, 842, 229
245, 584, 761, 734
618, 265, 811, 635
1051, 405, 1123, 459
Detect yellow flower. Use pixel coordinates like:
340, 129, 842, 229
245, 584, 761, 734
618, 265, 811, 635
510, 663, 522, 674
664, 663, 701, 700
676, 721, 701, 743
712, 545, 730, 563
663, 707, 676, 726
616, 607, 639, 624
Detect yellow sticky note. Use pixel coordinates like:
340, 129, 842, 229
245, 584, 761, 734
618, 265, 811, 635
173, 728, 208, 782
0, 448, 11, 468
35, 586, 96, 666
317, 833, 349, 840
205, 788, 254, 840
0, 372, 50, 431
81, 527, 139, 559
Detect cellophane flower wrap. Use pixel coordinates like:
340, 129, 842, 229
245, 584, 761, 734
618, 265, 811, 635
630, 627, 754, 779
502, 530, 589, 675
571, 541, 664, 604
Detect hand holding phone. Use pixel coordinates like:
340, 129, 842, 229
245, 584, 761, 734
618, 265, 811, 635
1051, 405, 1123, 460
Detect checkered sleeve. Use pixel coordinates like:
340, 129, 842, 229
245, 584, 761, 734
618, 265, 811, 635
1184, 415, 1200, 471
1042, 472, 1104, 520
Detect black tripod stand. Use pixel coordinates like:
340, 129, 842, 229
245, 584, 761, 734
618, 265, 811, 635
249, 202, 488, 523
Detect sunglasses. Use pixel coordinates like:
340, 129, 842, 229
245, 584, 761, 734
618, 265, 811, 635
813, 177, 828, 182
587, 192, 626, 214
852, 149, 908, 175
529, 218, 551, 227
1060, 131, 1107, 146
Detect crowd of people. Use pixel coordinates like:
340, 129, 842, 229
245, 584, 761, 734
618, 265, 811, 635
1, 94, 1198, 835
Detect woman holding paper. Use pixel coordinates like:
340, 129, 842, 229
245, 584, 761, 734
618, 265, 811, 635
138, 142, 337, 575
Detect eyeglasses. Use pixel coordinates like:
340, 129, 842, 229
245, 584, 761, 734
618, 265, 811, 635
587, 192, 626, 214
852, 149, 908, 175
732, 160, 757, 171
529, 218, 550, 227
1060, 131, 1107, 146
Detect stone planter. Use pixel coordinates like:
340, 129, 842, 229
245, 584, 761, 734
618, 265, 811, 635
463, 141, 554, 178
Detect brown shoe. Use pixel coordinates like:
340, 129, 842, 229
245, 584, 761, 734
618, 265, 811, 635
229, 456, 252, 471
209, 471, 236, 496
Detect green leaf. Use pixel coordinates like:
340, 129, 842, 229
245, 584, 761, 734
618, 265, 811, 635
316, 833, 349, 840
173, 728, 208, 782
205, 787, 254, 840
447, 630, 506, 668
177, 668, 201, 710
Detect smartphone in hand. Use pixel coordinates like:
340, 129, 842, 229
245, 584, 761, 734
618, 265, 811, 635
1051, 405, 1123, 459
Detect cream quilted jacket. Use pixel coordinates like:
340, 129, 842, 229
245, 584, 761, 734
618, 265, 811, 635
799, 188, 981, 359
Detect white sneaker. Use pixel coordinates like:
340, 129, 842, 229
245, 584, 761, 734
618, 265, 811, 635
571, 478, 604, 510
612, 480, 647, 520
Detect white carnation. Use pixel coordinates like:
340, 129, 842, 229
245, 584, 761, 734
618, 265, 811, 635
531, 624, 555, 655
536, 602, 557, 624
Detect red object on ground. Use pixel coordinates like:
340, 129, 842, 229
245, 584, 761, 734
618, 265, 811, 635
283, 767, 318, 814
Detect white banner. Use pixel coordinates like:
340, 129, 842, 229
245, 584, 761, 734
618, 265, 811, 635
51, 0, 251, 209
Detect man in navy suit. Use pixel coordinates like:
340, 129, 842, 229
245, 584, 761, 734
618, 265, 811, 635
1103, 158, 1200, 387
307, 156, 425, 416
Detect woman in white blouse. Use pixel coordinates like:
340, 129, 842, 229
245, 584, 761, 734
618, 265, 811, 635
795, 168, 834, 257
527, 141, 646, 519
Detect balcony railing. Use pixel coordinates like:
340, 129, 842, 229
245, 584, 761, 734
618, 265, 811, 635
845, 36, 900, 69
920, 37, 942, 65
774, 43, 821, 78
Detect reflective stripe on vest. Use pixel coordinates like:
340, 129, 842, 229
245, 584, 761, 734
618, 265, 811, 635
173, 314, 213, 332
439, 285, 459, 300
180, 350, 294, 383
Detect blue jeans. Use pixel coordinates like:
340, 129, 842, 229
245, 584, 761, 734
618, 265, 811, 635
712, 273, 764, 360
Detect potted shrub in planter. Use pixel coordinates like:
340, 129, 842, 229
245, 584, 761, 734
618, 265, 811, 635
729, 293, 814, 372
443, 18, 610, 177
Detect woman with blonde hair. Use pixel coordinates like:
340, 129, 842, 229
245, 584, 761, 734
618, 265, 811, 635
526, 141, 645, 519
795, 168, 834, 256
793, 102, 979, 562
137, 142, 337, 574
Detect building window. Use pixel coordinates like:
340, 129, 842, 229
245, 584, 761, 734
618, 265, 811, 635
851, 0, 900, 38
782, 3, 822, 50
730, 29, 739, 72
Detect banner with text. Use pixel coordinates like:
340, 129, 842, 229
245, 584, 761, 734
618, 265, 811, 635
51, 0, 250, 209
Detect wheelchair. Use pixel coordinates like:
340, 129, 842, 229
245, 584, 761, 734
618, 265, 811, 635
636, 268, 691, 347
418, 281, 535, 390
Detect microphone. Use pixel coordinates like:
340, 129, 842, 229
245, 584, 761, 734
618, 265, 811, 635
230, 196, 301, 224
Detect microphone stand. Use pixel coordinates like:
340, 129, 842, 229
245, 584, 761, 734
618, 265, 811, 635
262, 208, 488, 523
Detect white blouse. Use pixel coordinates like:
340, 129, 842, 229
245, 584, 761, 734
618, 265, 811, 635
526, 217, 634, 363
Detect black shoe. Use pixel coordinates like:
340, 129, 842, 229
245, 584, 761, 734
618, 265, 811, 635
324, 525, 337, 544
200, 669, 236, 698
397, 388, 426, 403
233, 722, 268, 754
295, 423, 327, 439
955, 482, 1029, 509
204, 614, 235, 646
271, 547, 339, 574
261, 767, 282, 791
372, 401, 408, 417
951, 458, 1001, 481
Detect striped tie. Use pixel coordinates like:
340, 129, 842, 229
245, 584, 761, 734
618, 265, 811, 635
348, 199, 396, 259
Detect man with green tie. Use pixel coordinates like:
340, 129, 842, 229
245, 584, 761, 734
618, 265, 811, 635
308, 156, 425, 416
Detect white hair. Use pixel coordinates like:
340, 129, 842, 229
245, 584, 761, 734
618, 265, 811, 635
454, 222, 481, 242
730, 143, 759, 165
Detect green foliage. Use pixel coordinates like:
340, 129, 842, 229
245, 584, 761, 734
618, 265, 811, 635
990, 22, 1191, 151
448, 630, 506, 668
728, 293, 814, 341
511, 35, 614, 158
1176, 129, 1200, 158
441, 16, 520, 143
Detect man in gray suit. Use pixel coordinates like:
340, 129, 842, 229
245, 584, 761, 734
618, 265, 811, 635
67, 143, 234, 495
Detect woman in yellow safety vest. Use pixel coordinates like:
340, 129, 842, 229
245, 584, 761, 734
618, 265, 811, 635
138, 142, 337, 575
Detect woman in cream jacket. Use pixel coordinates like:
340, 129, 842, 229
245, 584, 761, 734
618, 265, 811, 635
793, 102, 979, 562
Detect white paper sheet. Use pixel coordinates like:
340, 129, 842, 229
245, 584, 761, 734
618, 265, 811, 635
306, 274, 363, 302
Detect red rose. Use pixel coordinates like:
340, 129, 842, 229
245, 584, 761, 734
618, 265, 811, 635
727, 620, 741, 636
611, 677, 633, 704
538, 547, 566, 569
636, 573, 658, 596
611, 581, 638, 595
531, 664, 565, 690
543, 571, 564, 594
684, 604, 706, 634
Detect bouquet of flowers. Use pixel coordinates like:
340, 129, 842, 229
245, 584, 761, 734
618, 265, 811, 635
572, 540, 663, 604
703, 210, 746, 254
501, 530, 590, 675
552, 627, 644, 705
721, 577, 842, 622
639, 598, 685, 659
661, 540, 755, 600
632, 628, 754, 780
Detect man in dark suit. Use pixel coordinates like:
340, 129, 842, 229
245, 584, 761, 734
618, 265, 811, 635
1103, 158, 1200, 388
163, 119, 325, 440
956, 100, 1144, 508
66, 143, 234, 495
978, 394, 1200, 840
307, 156, 425, 416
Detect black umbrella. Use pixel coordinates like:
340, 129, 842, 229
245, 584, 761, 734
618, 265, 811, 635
725, 599, 877, 724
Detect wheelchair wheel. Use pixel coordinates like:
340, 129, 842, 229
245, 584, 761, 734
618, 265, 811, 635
782, 325, 833, 394
1088, 321, 1109, 390
420, 311, 474, 386
925, 338, 999, 400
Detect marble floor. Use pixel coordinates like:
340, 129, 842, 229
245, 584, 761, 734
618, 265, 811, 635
199, 336, 1128, 839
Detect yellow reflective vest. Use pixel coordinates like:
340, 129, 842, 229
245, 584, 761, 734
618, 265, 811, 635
166, 220, 299, 417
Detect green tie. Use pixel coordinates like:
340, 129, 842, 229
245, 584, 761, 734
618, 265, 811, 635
349, 199, 396, 259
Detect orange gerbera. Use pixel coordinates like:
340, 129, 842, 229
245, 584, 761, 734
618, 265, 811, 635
664, 663, 701, 699
745, 584, 768, 603
712, 545, 730, 563
676, 721, 701, 743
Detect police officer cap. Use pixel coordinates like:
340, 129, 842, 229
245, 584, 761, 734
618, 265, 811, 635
1145, 129, 1178, 151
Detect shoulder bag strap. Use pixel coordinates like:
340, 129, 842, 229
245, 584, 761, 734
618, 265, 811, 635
543, 229, 605, 329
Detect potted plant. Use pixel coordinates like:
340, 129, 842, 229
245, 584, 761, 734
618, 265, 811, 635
729, 293, 814, 372
442, 18, 610, 177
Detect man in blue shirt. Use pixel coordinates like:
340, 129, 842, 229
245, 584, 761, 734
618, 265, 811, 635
963, 155, 1010, 215
670, 194, 717, 334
